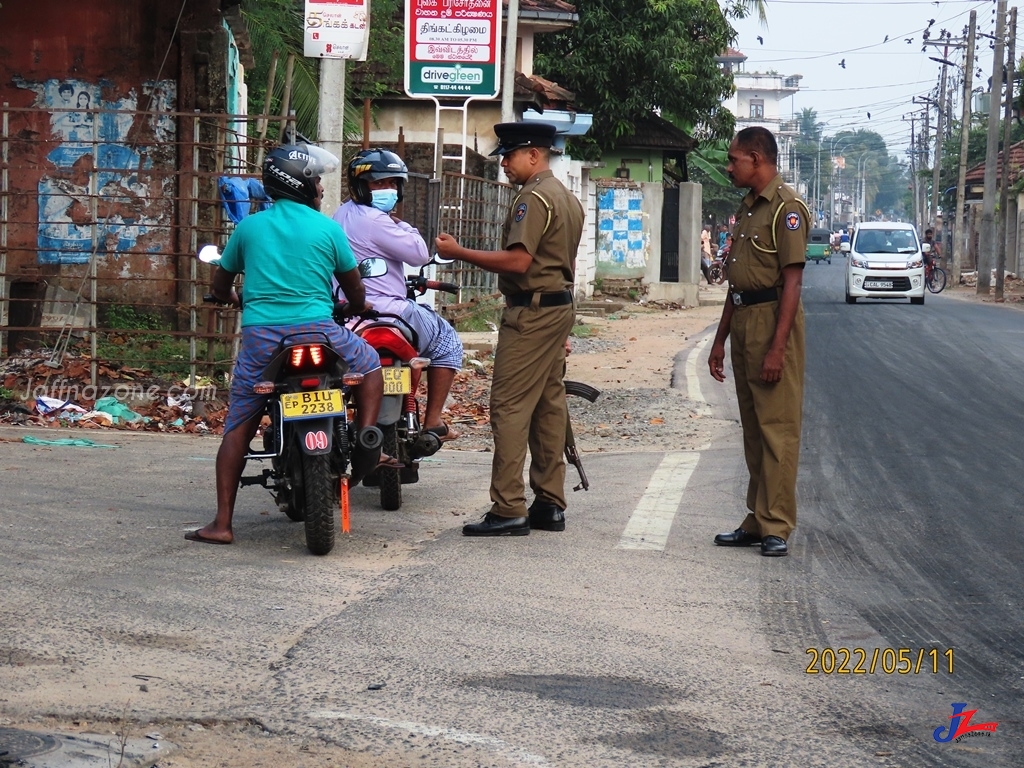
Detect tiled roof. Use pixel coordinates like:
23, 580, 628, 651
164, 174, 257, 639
964, 140, 1024, 185
718, 47, 747, 60
511, 0, 577, 18
612, 114, 697, 153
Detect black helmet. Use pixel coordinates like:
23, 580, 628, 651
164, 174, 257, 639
263, 143, 340, 207
347, 148, 408, 205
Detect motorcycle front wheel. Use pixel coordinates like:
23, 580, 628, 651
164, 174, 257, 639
301, 453, 336, 555
379, 423, 402, 511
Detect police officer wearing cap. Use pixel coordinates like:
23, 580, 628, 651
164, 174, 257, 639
436, 121, 584, 537
708, 126, 809, 557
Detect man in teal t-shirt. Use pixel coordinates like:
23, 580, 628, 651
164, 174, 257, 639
187, 144, 385, 546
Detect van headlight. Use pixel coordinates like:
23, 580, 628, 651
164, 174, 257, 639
907, 256, 923, 268
850, 256, 870, 268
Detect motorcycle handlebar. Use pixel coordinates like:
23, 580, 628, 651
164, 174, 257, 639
425, 280, 460, 295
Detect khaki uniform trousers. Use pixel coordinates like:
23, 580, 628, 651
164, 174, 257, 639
489, 300, 575, 518
730, 301, 805, 540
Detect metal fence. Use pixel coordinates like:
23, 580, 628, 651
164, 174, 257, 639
0, 104, 508, 389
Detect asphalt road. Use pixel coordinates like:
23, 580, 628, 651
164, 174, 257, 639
1, 264, 1020, 766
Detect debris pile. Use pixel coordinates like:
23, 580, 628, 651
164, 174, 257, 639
0, 350, 227, 433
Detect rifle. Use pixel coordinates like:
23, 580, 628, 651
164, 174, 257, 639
564, 380, 601, 491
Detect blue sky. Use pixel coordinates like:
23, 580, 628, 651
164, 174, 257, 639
728, 0, 1011, 159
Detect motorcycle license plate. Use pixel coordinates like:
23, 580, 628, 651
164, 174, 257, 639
280, 389, 343, 420
382, 367, 411, 395
864, 280, 893, 289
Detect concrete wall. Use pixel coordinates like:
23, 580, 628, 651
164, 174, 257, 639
645, 182, 700, 306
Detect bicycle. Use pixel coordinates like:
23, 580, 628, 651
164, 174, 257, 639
924, 258, 947, 293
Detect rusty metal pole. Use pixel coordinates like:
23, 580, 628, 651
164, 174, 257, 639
1, 103, 8, 356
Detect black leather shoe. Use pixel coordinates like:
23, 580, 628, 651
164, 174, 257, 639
528, 500, 565, 532
463, 512, 530, 537
760, 535, 788, 557
714, 527, 762, 547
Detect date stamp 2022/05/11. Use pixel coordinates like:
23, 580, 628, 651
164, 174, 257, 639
805, 648, 954, 675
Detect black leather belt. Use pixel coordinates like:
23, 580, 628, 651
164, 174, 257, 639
505, 290, 574, 308
730, 287, 779, 307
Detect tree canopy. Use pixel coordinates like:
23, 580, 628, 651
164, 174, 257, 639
533, 0, 737, 156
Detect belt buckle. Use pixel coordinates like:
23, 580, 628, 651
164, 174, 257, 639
731, 293, 743, 306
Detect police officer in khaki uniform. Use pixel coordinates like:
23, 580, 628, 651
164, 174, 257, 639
708, 126, 809, 557
436, 122, 584, 536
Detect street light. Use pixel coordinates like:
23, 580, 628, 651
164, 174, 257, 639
829, 136, 853, 230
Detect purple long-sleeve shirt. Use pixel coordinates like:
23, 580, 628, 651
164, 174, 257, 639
332, 200, 431, 317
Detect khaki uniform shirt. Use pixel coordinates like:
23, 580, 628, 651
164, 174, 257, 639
499, 170, 585, 296
728, 174, 810, 292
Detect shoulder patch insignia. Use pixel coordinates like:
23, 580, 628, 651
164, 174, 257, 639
515, 202, 528, 222
785, 211, 801, 230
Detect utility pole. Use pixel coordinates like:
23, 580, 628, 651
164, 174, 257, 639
908, 114, 919, 230
931, 55, 949, 228
318, 58, 346, 217
501, 0, 519, 123
953, 10, 977, 285
921, 100, 930, 228
979, 0, 1007, 295
996, 6, 1017, 301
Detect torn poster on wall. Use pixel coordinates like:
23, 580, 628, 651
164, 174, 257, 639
16, 78, 176, 265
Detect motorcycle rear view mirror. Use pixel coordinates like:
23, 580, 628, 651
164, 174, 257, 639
430, 252, 455, 266
358, 257, 388, 279
198, 244, 222, 264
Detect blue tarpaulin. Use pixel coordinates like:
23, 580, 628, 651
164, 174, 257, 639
218, 177, 272, 223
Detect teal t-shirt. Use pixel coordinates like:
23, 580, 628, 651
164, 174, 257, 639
219, 198, 357, 327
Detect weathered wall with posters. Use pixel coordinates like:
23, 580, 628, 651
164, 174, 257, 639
0, 0, 229, 320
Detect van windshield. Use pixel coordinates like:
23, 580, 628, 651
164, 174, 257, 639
854, 229, 918, 254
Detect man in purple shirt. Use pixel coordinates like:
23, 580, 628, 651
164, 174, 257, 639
334, 149, 463, 442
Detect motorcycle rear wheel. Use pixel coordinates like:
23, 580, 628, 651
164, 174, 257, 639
379, 423, 402, 511
301, 453, 336, 555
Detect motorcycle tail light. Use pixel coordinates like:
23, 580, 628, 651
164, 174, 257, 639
288, 344, 326, 371
410, 357, 431, 371
379, 357, 394, 366
253, 381, 276, 394
300, 377, 321, 388
342, 372, 364, 386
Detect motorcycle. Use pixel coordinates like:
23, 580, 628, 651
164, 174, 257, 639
342, 256, 460, 511
198, 245, 383, 556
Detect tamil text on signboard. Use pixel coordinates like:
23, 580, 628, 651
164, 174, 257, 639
304, 0, 370, 60
404, 0, 501, 98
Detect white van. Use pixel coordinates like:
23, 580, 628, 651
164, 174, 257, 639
844, 222, 927, 305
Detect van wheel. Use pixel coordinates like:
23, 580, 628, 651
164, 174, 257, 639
845, 291, 856, 304
911, 295, 925, 305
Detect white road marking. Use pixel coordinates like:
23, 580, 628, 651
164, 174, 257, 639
617, 452, 701, 551
685, 334, 712, 416
309, 710, 551, 766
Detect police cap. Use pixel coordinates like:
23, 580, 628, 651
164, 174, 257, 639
490, 122, 558, 156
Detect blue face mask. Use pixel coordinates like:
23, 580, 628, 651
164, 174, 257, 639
370, 189, 399, 213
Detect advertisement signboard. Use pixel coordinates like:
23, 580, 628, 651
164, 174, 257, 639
304, 0, 370, 60
404, 0, 502, 98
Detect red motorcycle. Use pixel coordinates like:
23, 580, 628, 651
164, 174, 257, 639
343, 257, 460, 511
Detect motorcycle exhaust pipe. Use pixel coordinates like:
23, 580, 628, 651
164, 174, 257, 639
357, 425, 383, 451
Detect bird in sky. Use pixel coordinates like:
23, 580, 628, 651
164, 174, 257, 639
884, 35, 889, 43
905, 38, 914, 44
839, 59, 846, 68
757, 35, 764, 45
928, 18, 935, 26
867, 112, 872, 119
